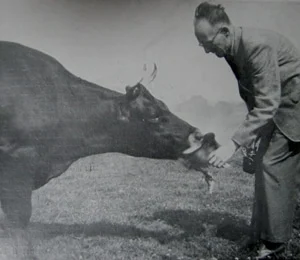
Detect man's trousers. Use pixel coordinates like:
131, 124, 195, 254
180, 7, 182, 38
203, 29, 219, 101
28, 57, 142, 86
251, 126, 300, 243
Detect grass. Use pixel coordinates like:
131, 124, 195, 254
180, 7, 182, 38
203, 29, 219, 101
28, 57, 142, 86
0, 152, 299, 260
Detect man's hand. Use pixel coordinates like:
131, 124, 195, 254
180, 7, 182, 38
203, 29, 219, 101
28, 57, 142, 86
208, 140, 238, 168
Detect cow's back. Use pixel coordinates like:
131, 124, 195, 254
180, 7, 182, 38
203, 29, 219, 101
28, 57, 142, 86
0, 41, 121, 139
0, 42, 74, 131
0, 41, 71, 90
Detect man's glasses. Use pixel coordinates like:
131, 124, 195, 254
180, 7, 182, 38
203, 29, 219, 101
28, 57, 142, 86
198, 28, 221, 47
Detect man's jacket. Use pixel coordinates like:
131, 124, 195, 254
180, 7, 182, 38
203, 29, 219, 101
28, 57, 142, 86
226, 26, 300, 148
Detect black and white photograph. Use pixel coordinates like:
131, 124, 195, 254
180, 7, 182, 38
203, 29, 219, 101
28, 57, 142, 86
0, 0, 299, 259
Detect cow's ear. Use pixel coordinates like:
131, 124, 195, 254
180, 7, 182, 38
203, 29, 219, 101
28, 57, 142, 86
125, 85, 141, 100
117, 103, 131, 123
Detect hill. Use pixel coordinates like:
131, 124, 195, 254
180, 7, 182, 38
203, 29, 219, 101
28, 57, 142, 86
174, 95, 247, 144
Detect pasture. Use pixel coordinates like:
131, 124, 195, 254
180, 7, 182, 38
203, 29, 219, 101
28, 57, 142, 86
0, 153, 299, 260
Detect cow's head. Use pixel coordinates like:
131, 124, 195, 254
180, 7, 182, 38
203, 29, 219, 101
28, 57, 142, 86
116, 64, 219, 162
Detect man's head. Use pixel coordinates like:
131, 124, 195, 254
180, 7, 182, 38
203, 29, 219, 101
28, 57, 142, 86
194, 2, 233, 58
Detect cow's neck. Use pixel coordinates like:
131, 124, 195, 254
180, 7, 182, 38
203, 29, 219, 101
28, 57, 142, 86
56, 80, 137, 160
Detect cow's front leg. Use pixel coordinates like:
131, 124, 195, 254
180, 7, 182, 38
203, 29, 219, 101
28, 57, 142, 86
0, 165, 37, 260
0, 226, 37, 260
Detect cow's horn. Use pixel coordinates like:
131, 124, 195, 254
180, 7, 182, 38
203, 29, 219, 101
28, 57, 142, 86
137, 63, 157, 86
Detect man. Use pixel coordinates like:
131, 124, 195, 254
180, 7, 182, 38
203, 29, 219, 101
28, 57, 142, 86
192, 1, 300, 259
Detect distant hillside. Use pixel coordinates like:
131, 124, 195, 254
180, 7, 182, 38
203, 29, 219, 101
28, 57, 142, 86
174, 95, 247, 144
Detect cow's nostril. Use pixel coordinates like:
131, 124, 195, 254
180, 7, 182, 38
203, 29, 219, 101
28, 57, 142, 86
195, 131, 203, 140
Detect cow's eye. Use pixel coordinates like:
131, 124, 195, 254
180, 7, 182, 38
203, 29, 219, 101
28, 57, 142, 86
147, 117, 160, 123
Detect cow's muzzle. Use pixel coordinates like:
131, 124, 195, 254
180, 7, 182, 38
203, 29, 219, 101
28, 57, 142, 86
182, 130, 220, 168
179, 129, 220, 194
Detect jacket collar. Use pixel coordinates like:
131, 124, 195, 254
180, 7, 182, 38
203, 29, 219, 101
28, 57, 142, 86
227, 26, 242, 59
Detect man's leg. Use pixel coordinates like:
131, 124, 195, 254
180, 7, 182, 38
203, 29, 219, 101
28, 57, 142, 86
247, 124, 276, 246
259, 128, 300, 243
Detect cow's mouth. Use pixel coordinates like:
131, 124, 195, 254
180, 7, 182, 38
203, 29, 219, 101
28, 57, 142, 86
179, 131, 219, 194
181, 131, 220, 169
184, 131, 219, 154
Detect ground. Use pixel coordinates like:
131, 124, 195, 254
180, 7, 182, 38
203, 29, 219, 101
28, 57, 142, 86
0, 152, 299, 260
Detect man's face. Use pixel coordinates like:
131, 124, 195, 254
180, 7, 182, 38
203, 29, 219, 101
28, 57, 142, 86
194, 19, 229, 58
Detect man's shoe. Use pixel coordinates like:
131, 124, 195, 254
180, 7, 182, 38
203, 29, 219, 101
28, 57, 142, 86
238, 236, 260, 252
256, 243, 285, 259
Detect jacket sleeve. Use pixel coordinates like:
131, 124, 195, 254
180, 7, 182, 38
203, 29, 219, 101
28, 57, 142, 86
231, 43, 281, 147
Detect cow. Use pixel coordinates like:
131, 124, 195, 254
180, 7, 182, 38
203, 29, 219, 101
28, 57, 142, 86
0, 41, 219, 259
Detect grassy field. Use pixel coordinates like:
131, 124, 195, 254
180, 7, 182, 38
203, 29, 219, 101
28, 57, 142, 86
0, 153, 299, 260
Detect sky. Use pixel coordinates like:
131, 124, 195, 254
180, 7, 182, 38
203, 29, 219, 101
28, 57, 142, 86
1, 0, 300, 109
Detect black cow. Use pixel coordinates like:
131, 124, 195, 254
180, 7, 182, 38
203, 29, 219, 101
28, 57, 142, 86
0, 41, 218, 259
